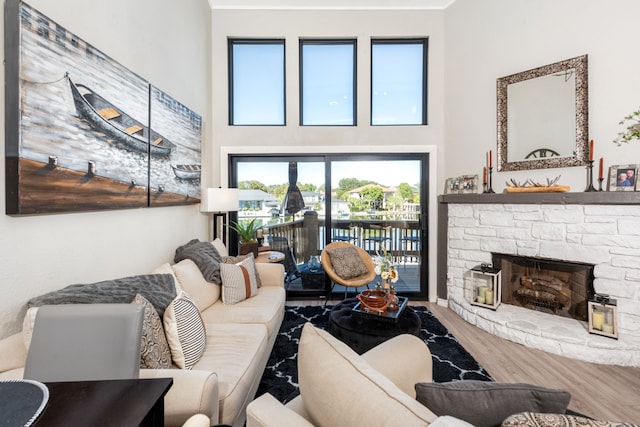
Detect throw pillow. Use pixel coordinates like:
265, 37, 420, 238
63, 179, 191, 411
172, 259, 221, 311
326, 246, 369, 279
297, 323, 438, 426
224, 253, 262, 287
131, 293, 172, 369
174, 238, 223, 285
163, 291, 206, 369
415, 380, 571, 427
502, 412, 638, 427
220, 256, 259, 305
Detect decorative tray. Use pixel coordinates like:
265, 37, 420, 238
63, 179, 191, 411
352, 296, 408, 323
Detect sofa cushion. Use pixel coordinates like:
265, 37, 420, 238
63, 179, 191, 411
220, 257, 259, 305
132, 293, 172, 369
164, 291, 206, 369
212, 238, 228, 257
297, 323, 437, 427
172, 259, 221, 311
174, 239, 224, 285
224, 253, 262, 287
193, 322, 270, 426
326, 246, 369, 279
415, 381, 571, 427
200, 286, 285, 338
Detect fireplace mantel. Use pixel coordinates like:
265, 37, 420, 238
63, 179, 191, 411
440, 191, 640, 205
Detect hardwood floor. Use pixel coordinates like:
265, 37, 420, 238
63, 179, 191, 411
288, 300, 640, 423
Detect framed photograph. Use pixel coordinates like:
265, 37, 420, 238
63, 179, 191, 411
608, 164, 638, 192
444, 177, 461, 194
460, 175, 479, 194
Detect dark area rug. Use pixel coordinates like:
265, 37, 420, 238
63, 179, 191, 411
256, 304, 493, 404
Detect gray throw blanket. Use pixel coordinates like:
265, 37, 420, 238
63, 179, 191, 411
174, 238, 223, 285
27, 274, 177, 317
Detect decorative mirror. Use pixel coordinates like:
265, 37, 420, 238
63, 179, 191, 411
497, 55, 588, 171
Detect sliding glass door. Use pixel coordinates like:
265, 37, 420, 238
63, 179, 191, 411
229, 153, 428, 299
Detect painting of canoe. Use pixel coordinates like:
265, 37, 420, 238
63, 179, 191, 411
171, 164, 201, 180
68, 76, 175, 157
4, 1, 202, 214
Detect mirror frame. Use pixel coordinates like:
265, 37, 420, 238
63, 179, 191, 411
497, 55, 589, 172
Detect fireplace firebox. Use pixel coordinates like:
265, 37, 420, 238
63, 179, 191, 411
492, 253, 595, 322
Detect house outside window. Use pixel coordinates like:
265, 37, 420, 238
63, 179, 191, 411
300, 39, 356, 126
371, 38, 428, 126
228, 39, 285, 125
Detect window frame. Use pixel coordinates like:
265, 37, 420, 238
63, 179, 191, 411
370, 38, 428, 126
299, 38, 357, 127
228, 38, 286, 126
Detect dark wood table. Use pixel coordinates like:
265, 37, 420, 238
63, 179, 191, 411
34, 378, 173, 427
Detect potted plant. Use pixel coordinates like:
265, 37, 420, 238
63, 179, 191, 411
228, 218, 261, 257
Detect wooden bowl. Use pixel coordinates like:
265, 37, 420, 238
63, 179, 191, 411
357, 289, 390, 314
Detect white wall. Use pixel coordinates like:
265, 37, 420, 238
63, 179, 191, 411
0, 0, 212, 337
444, 0, 640, 192
211, 8, 446, 301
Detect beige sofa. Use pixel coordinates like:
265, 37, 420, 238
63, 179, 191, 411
0, 240, 286, 427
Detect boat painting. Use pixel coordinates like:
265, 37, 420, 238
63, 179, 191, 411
68, 76, 175, 157
171, 164, 201, 180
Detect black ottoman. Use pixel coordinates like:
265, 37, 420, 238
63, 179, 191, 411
327, 298, 422, 354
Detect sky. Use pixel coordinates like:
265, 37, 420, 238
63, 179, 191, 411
237, 160, 421, 188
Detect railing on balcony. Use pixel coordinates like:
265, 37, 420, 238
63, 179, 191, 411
264, 212, 421, 267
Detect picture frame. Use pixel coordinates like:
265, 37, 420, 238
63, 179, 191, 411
607, 164, 638, 192
444, 177, 460, 194
5, 0, 202, 215
460, 175, 479, 194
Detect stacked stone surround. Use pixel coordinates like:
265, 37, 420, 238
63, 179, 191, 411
445, 202, 640, 367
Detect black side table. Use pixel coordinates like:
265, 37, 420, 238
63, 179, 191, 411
327, 298, 422, 354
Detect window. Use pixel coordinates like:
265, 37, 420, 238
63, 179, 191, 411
300, 40, 356, 126
371, 39, 428, 126
229, 39, 285, 125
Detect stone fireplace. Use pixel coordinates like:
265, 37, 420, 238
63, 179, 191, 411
440, 194, 640, 367
492, 253, 594, 322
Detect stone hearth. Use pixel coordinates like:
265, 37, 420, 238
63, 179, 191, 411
441, 195, 640, 367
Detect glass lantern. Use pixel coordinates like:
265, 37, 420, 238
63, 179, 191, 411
588, 294, 618, 339
469, 264, 501, 310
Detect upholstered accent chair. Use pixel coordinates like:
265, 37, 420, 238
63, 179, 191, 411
321, 241, 376, 299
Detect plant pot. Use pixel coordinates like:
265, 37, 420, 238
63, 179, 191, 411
239, 242, 259, 258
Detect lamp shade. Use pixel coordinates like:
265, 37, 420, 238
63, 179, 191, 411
200, 188, 239, 213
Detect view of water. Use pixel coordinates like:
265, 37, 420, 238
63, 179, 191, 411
17, 4, 201, 199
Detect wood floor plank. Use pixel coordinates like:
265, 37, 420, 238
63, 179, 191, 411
288, 300, 640, 423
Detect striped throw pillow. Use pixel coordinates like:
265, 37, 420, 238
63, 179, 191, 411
220, 256, 259, 305
163, 291, 206, 369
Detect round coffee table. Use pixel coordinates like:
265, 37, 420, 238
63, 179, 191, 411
327, 298, 422, 354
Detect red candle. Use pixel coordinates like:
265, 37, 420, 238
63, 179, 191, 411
483, 167, 487, 184
589, 139, 594, 161
489, 150, 493, 168
599, 157, 604, 180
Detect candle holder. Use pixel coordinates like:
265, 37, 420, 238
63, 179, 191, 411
584, 160, 597, 192
588, 294, 618, 339
598, 177, 604, 192
467, 263, 501, 310
486, 167, 495, 193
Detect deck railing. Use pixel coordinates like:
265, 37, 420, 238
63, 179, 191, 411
264, 212, 421, 266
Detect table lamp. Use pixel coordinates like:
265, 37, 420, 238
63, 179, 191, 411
201, 188, 239, 245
